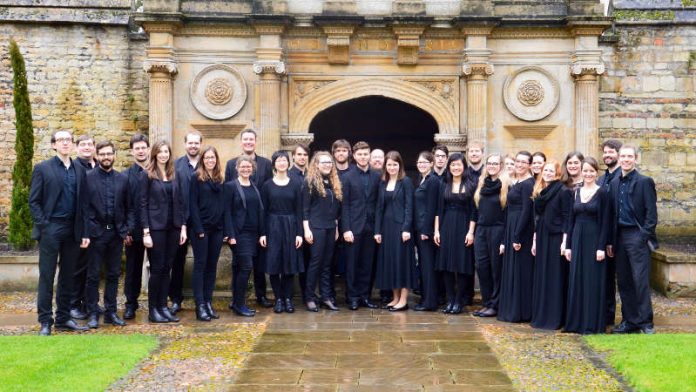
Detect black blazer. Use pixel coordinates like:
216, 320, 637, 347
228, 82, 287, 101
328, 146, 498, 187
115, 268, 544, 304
139, 173, 188, 231
29, 157, 88, 242
224, 155, 272, 188
302, 181, 341, 230
413, 173, 440, 237
189, 178, 225, 235
609, 170, 658, 247
125, 164, 145, 240
375, 177, 414, 235
83, 168, 132, 239
175, 156, 197, 215
534, 186, 573, 235
340, 166, 381, 234
223, 179, 264, 239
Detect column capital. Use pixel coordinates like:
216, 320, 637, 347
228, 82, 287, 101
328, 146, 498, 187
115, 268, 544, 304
462, 63, 494, 77
144, 61, 178, 76
570, 63, 604, 78
434, 133, 468, 153
281, 133, 315, 150
253, 60, 286, 75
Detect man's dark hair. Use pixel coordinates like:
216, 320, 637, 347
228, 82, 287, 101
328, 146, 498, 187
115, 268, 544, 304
95, 140, 115, 154
130, 133, 149, 148
601, 139, 623, 152
432, 144, 449, 156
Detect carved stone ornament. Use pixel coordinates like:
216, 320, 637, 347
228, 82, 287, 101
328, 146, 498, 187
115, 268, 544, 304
281, 133, 315, 149
190, 64, 247, 120
252, 60, 286, 75
144, 61, 178, 75
503, 66, 560, 122
433, 133, 467, 151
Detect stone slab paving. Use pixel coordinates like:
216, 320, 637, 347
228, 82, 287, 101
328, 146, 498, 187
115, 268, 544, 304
228, 309, 514, 391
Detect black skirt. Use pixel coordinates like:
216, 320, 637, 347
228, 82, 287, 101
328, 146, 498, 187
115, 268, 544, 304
435, 207, 474, 274
233, 229, 259, 257
375, 194, 416, 290
264, 214, 304, 275
530, 221, 568, 330
497, 208, 534, 323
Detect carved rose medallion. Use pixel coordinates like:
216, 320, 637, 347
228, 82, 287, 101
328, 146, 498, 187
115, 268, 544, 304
191, 65, 247, 120
503, 66, 559, 122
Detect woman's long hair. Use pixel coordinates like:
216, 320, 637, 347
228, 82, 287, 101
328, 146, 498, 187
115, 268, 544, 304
382, 150, 406, 181
532, 159, 562, 198
147, 139, 175, 181
196, 146, 223, 184
474, 153, 508, 208
305, 151, 343, 201
561, 151, 584, 188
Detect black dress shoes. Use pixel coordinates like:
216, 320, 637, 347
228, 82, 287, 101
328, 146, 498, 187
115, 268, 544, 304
169, 302, 182, 315
441, 302, 454, 314
231, 304, 256, 317
123, 307, 136, 320
321, 299, 339, 311
359, 299, 379, 309
479, 308, 497, 317
348, 300, 359, 311
413, 303, 436, 312
104, 313, 126, 327
70, 307, 87, 320
473, 307, 486, 317
612, 320, 639, 334
55, 319, 89, 332
206, 302, 219, 319
389, 304, 409, 312
450, 304, 464, 315
284, 298, 295, 313
148, 308, 168, 323
87, 314, 99, 329
273, 299, 284, 314
160, 307, 180, 322
196, 304, 212, 321
39, 323, 51, 336
641, 325, 656, 335
305, 301, 319, 312
256, 297, 274, 308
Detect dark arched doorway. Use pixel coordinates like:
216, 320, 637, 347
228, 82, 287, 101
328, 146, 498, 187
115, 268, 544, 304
309, 96, 438, 175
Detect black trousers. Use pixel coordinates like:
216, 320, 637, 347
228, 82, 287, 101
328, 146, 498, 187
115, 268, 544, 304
190, 229, 223, 305
168, 241, 189, 305
124, 239, 146, 310
345, 230, 376, 301
253, 248, 268, 300
474, 225, 504, 310
231, 250, 254, 307
606, 255, 617, 325
148, 228, 179, 308
298, 244, 311, 301
305, 228, 336, 302
616, 227, 654, 329
416, 236, 438, 309
70, 248, 89, 310
270, 274, 294, 300
464, 249, 476, 304
37, 220, 80, 325
86, 230, 122, 315
443, 271, 472, 306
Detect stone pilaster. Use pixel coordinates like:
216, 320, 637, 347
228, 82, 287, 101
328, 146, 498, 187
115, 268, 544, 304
461, 25, 494, 148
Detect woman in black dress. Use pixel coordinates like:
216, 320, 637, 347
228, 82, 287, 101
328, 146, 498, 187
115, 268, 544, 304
302, 151, 342, 312
434, 153, 476, 315
561, 151, 585, 190
413, 151, 440, 312
260, 150, 304, 314
374, 151, 415, 311
140, 140, 187, 323
472, 153, 507, 318
530, 159, 572, 330
497, 151, 535, 323
564, 157, 611, 334
189, 146, 225, 321
224, 156, 264, 317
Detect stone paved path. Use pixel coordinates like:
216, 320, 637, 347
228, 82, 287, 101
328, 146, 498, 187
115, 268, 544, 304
229, 309, 514, 391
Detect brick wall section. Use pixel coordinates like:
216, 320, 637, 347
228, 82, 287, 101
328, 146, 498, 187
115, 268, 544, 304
599, 25, 696, 235
0, 24, 148, 236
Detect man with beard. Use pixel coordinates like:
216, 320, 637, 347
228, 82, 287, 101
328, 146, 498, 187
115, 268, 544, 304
370, 149, 385, 171
331, 139, 352, 300
598, 139, 622, 327
83, 141, 131, 328
123, 134, 150, 319
30, 130, 90, 335
432, 145, 449, 181
289, 143, 309, 183
225, 129, 273, 307
332, 139, 352, 177
169, 130, 202, 313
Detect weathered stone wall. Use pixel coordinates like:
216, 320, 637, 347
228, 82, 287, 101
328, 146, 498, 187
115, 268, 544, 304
0, 22, 148, 237
599, 22, 696, 235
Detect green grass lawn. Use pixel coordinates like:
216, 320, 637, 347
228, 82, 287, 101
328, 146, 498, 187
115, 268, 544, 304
0, 334, 158, 392
585, 334, 696, 392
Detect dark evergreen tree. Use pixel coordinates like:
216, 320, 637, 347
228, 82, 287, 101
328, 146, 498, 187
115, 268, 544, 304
9, 40, 34, 250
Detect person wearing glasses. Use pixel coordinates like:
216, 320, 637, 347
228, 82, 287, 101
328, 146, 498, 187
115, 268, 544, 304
431, 145, 449, 181
498, 151, 535, 323
30, 131, 91, 335
302, 152, 342, 312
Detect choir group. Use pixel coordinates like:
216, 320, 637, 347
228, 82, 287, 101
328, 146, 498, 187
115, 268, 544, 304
30, 129, 658, 336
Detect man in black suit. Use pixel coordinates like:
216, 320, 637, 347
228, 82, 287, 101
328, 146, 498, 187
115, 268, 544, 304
70, 134, 97, 319
608, 145, 658, 334
83, 141, 132, 328
598, 139, 622, 327
341, 142, 381, 310
464, 141, 484, 306
224, 129, 273, 307
30, 130, 90, 335
169, 130, 202, 314
123, 134, 149, 319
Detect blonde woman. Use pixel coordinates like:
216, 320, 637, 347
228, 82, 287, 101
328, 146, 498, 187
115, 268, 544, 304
302, 151, 342, 312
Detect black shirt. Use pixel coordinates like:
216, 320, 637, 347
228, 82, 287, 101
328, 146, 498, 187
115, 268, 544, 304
598, 167, 619, 188
77, 157, 96, 171
52, 156, 76, 219
477, 189, 505, 227
242, 184, 260, 231
98, 167, 115, 223
618, 169, 638, 227
189, 179, 224, 233
163, 181, 174, 228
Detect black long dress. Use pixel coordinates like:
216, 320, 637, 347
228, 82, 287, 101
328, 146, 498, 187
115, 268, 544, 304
530, 182, 572, 330
565, 187, 610, 334
375, 179, 416, 290
435, 182, 476, 275
261, 179, 304, 275
498, 176, 535, 323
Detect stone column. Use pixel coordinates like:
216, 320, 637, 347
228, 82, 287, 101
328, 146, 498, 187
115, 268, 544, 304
145, 62, 177, 143
461, 25, 495, 148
